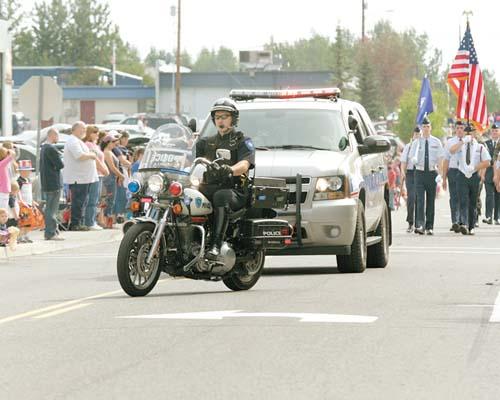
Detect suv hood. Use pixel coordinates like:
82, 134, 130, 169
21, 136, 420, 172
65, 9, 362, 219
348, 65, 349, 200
255, 150, 347, 177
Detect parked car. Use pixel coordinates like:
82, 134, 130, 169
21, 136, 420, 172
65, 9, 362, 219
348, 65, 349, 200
120, 113, 186, 130
102, 112, 128, 124
197, 88, 392, 273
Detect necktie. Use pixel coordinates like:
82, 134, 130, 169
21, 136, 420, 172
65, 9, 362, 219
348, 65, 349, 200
424, 139, 429, 172
466, 143, 471, 164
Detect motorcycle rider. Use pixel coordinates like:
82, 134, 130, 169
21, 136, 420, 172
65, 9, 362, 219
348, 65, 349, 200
194, 98, 255, 259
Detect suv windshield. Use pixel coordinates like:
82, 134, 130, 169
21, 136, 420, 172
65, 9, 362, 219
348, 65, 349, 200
201, 109, 346, 151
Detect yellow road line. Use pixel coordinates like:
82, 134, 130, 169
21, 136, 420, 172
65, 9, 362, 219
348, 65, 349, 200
33, 303, 92, 319
0, 278, 175, 326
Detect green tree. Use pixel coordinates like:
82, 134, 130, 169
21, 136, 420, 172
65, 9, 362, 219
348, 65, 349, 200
331, 25, 355, 98
356, 48, 383, 119
192, 46, 236, 72
1, 0, 24, 34
31, 0, 70, 65
483, 69, 500, 115
144, 47, 174, 67
192, 48, 216, 72
395, 79, 448, 142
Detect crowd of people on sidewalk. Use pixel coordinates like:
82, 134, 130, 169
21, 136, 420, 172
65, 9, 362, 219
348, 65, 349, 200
1, 121, 142, 251
399, 118, 500, 236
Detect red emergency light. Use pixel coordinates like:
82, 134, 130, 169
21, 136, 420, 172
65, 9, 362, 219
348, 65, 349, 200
229, 88, 341, 101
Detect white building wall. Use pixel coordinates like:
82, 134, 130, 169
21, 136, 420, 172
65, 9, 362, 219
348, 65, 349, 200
95, 99, 138, 124
158, 86, 229, 121
0, 20, 13, 136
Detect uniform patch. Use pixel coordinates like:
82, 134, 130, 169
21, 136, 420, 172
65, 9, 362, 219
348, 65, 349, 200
244, 138, 255, 151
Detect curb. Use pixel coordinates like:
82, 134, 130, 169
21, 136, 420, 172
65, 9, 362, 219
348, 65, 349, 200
0, 229, 123, 261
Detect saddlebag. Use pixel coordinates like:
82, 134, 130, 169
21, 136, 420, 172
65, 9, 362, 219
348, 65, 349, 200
251, 177, 288, 209
239, 218, 292, 249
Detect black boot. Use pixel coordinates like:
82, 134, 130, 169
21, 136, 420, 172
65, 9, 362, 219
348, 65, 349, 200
207, 207, 229, 259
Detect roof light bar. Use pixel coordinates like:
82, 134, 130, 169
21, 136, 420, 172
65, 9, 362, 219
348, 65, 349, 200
229, 88, 341, 101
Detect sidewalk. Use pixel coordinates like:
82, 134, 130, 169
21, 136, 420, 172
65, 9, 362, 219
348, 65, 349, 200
0, 227, 123, 261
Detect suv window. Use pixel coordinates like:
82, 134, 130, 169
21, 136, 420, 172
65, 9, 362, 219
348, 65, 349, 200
202, 109, 346, 151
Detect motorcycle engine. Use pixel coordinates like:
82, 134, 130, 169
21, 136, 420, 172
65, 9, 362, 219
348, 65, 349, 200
196, 241, 235, 275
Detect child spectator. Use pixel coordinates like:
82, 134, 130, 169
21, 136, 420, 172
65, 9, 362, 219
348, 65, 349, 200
17, 160, 37, 243
8, 181, 20, 228
131, 147, 144, 175
0, 208, 20, 251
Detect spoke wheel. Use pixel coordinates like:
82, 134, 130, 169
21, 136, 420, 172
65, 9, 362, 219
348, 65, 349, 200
223, 250, 265, 291
117, 223, 162, 297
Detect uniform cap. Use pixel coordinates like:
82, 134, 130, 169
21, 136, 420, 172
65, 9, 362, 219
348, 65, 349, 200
413, 126, 421, 133
421, 117, 431, 125
491, 123, 499, 129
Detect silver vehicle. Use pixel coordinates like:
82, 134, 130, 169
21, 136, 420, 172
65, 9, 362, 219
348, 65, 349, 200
198, 88, 392, 273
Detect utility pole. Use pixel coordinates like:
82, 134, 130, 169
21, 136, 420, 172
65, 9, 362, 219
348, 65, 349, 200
175, 0, 181, 116
361, 0, 367, 42
112, 42, 116, 86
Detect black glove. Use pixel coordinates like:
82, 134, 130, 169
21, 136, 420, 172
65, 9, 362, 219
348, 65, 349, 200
218, 164, 233, 180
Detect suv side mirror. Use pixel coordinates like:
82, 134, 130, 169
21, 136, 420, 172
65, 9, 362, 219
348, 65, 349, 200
358, 135, 391, 155
188, 118, 197, 132
348, 115, 359, 131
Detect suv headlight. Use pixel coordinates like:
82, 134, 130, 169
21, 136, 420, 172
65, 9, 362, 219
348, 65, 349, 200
314, 176, 345, 201
147, 174, 164, 193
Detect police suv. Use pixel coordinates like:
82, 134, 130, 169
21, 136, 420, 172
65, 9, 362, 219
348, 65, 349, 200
199, 88, 392, 273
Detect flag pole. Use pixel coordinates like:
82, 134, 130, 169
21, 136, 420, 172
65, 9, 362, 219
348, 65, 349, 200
463, 10, 473, 126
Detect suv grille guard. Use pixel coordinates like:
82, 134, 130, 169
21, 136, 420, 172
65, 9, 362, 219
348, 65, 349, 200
295, 173, 303, 247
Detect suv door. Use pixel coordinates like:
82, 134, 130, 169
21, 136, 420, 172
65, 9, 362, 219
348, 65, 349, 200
353, 107, 381, 230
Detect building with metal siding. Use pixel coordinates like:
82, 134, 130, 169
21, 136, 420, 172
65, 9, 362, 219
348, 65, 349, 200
13, 66, 143, 88
157, 70, 334, 120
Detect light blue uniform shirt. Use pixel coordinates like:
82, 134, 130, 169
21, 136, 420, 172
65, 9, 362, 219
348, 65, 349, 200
401, 141, 418, 170
444, 136, 462, 169
409, 135, 444, 171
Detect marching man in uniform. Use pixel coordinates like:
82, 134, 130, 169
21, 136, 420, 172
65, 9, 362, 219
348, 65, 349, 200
409, 117, 444, 235
400, 126, 421, 232
442, 120, 465, 232
455, 124, 490, 235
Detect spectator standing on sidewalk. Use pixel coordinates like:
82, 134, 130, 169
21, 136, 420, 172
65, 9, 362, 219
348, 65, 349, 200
83, 125, 109, 230
40, 128, 65, 240
113, 131, 131, 223
131, 147, 145, 175
101, 134, 126, 229
2, 141, 18, 178
0, 147, 15, 210
63, 121, 98, 231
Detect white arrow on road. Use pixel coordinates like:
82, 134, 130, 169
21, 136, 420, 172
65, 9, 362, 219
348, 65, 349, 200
117, 310, 377, 323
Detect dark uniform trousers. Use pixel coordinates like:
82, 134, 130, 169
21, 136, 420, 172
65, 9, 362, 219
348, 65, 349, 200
405, 169, 417, 225
457, 171, 480, 230
484, 167, 500, 220
447, 168, 460, 224
415, 170, 437, 230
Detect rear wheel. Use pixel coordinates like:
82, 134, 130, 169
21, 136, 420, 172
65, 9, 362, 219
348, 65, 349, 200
367, 202, 390, 268
336, 201, 367, 273
223, 250, 265, 291
117, 223, 162, 297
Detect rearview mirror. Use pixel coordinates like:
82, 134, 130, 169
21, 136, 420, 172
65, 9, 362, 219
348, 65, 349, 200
216, 148, 231, 160
338, 136, 349, 151
358, 135, 391, 155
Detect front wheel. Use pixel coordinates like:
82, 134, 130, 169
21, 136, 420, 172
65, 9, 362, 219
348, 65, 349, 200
336, 201, 367, 273
117, 223, 162, 297
223, 250, 265, 291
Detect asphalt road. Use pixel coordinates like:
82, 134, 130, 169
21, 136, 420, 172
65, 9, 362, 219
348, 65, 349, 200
1, 195, 500, 400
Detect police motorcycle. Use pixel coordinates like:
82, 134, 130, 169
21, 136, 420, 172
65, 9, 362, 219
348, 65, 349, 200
117, 125, 292, 297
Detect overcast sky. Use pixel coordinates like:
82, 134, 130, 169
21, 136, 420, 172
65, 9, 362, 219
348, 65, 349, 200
20, 0, 500, 76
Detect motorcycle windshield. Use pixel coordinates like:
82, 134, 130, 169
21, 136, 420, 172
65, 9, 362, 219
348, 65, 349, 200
139, 125, 192, 176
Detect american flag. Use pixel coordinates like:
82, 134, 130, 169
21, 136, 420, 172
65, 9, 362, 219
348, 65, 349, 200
447, 23, 488, 131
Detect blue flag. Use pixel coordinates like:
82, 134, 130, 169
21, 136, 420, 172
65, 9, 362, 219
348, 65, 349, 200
416, 76, 434, 124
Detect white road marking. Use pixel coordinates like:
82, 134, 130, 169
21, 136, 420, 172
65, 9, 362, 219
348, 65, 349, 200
33, 303, 92, 319
392, 249, 500, 255
117, 310, 378, 323
393, 246, 500, 251
489, 291, 500, 323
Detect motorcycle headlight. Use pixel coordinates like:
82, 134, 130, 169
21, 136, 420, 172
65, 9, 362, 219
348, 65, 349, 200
147, 174, 164, 193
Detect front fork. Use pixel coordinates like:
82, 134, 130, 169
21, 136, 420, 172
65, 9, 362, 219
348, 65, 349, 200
146, 208, 170, 264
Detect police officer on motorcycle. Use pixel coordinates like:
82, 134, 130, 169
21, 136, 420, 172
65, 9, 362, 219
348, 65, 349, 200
195, 98, 256, 259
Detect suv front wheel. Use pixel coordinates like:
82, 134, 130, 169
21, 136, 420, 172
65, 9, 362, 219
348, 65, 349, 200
336, 201, 367, 273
